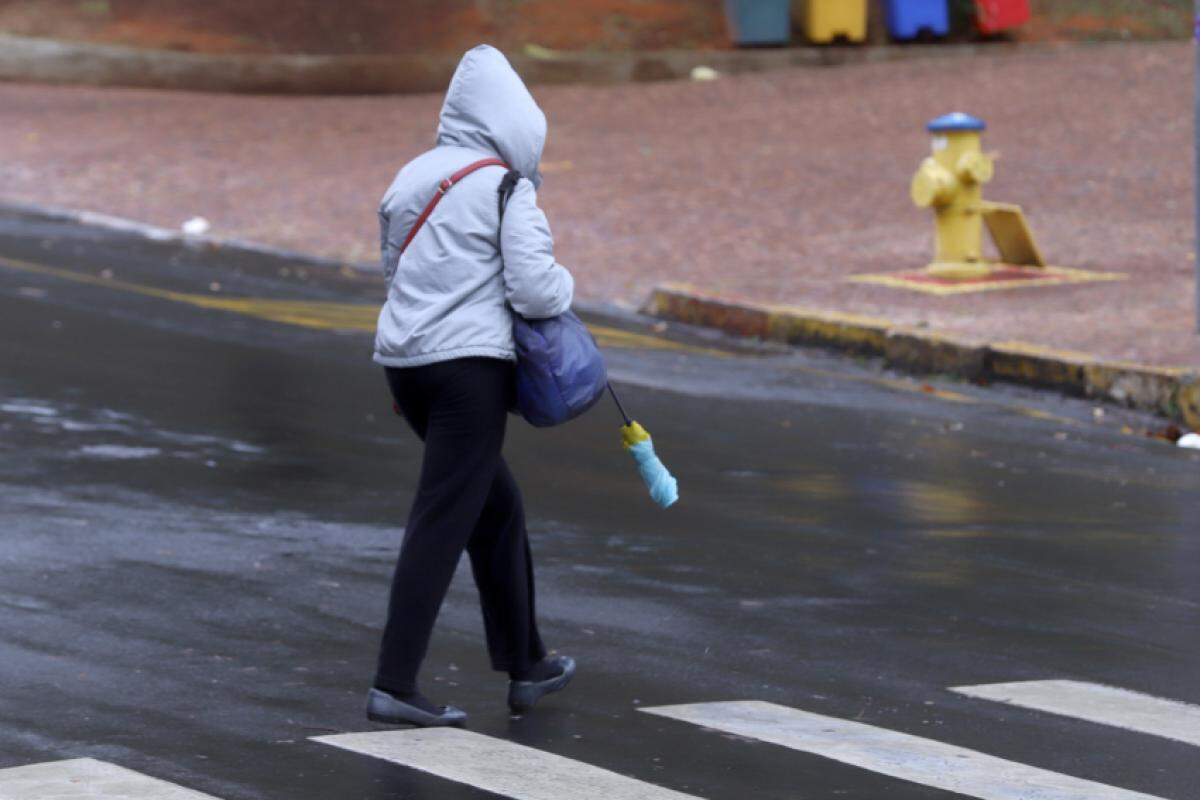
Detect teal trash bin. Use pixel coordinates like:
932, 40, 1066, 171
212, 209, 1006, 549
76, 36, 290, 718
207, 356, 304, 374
724, 0, 792, 46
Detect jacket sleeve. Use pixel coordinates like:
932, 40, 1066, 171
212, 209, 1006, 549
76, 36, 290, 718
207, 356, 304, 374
499, 179, 575, 319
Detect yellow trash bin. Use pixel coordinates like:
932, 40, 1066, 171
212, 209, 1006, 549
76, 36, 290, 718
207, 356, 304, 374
805, 0, 868, 43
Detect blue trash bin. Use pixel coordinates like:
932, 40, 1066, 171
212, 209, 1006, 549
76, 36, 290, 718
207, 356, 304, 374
885, 0, 949, 39
724, 0, 791, 46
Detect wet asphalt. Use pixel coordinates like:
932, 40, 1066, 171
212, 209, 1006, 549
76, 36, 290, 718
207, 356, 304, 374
1, 210, 1199, 800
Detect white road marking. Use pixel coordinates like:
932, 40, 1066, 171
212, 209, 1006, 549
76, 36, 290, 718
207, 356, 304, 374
640, 700, 1165, 800
313, 728, 702, 800
0, 758, 221, 799
952, 680, 1200, 748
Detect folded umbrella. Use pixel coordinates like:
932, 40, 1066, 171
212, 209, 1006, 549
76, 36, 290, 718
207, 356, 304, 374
608, 384, 678, 508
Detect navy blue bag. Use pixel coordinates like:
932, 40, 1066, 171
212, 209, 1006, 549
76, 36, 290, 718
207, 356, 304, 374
500, 171, 608, 427
510, 309, 607, 427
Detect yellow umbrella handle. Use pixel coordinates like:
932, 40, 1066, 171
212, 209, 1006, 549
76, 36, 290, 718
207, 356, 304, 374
621, 421, 650, 449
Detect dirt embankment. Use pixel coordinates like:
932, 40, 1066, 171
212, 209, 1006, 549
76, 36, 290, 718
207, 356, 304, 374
0, 0, 1192, 56
0, 0, 728, 55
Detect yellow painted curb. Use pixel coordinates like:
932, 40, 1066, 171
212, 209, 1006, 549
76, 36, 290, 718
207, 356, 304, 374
886, 326, 989, 379
644, 284, 1200, 427
988, 340, 1094, 391
646, 283, 893, 355
1177, 380, 1200, 430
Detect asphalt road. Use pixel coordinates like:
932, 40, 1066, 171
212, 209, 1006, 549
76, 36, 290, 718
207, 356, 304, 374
1, 211, 1198, 800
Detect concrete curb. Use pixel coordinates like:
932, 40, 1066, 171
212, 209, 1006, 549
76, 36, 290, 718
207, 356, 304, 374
0, 32, 1110, 95
644, 283, 1200, 429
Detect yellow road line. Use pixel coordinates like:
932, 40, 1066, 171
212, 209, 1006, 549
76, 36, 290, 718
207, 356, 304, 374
875, 377, 975, 404
0, 254, 725, 355
587, 325, 732, 357
0, 254, 380, 329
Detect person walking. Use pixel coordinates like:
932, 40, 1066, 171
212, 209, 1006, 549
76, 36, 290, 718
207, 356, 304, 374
367, 45, 576, 728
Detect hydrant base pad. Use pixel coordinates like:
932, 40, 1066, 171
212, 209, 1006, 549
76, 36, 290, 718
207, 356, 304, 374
847, 264, 1126, 295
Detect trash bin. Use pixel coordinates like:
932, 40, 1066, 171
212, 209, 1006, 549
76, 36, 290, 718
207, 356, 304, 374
974, 0, 1030, 34
724, 0, 792, 46
804, 0, 868, 44
885, 0, 949, 40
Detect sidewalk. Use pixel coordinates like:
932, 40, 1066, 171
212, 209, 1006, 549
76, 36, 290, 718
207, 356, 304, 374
0, 41, 1194, 369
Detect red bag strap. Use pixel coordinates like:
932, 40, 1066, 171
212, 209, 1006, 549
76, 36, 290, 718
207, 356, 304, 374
398, 157, 510, 256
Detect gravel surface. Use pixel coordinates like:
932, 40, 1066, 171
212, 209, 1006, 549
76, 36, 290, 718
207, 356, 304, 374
0, 41, 1195, 366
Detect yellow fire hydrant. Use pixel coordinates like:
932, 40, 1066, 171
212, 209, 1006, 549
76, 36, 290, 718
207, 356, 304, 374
910, 113, 1045, 280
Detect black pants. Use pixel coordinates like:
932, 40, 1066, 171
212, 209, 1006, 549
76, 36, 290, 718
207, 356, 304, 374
374, 357, 546, 694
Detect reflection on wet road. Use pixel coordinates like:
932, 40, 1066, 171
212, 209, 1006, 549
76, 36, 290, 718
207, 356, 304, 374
1, 215, 1199, 800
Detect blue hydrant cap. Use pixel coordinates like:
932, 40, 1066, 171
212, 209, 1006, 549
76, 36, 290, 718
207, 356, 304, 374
927, 112, 987, 133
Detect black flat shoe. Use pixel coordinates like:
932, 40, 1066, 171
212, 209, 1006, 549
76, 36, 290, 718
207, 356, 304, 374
507, 655, 576, 713
365, 688, 468, 727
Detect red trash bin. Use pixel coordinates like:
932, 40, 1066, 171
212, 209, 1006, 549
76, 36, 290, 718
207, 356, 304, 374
975, 0, 1030, 34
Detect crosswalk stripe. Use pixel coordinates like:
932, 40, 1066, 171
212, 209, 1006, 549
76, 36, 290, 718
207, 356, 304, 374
640, 700, 1166, 800
952, 680, 1200, 748
312, 728, 703, 800
0, 758, 222, 799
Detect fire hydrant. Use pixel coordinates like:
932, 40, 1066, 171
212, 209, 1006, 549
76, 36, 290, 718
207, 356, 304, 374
910, 112, 1044, 280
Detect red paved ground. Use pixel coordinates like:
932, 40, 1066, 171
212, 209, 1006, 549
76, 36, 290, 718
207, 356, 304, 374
0, 42, 1195, 367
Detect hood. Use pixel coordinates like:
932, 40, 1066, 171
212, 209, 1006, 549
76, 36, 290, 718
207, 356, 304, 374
436, 45, 546, 188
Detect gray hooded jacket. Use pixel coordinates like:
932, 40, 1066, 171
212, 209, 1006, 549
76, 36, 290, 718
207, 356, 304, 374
373, 45, 575, 368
